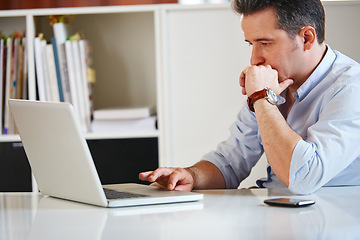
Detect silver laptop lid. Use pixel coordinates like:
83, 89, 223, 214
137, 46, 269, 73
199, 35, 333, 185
9, 99, 108, 207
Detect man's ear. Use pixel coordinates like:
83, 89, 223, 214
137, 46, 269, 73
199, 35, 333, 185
299, 26, 316, 50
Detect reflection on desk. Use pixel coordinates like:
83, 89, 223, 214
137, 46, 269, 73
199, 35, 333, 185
0, 186, 359, 240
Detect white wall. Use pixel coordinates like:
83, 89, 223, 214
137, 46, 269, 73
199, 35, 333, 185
323, 1, 360, 62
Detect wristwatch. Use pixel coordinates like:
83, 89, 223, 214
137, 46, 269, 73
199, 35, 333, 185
247, 87, 279, 112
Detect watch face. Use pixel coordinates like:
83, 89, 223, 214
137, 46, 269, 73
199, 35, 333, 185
266, 88, 278, 104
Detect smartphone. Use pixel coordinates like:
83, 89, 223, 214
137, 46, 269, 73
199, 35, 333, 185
264, 198, 315, 207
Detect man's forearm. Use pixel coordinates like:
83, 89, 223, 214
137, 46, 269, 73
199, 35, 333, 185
254, 99, 302, 186
186, 160, 226, 190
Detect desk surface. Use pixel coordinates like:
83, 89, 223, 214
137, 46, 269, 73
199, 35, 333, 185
1, 186, 359, 240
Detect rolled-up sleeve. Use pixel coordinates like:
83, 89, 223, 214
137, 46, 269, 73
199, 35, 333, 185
289, 140, 322, 194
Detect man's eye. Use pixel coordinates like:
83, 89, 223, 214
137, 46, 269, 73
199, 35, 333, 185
261, 42, 270, 46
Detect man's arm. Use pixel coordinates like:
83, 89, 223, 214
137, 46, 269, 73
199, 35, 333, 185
240, 65, 300, 187
139, 160, 225, 191
253, 99, 302, 186
186, 160, 226, 190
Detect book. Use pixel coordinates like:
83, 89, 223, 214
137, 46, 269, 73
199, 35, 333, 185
79, 39, 92, 131
16, 38, 24, 99
40, 39, 51, 101
22, 37, 28, 99
44, 44, 60, 102
71, 40, 88, 131
91, 116, 157, 133
58, 43, 72, 103
93, 106, 155, 120
0, 38, 4, 134
11, 37, 20, 100
34, 37, 48, 101
64, 40, 80, 110
53, 22, 71, 103
51, 37, 64, 102
4, 37, 13, 134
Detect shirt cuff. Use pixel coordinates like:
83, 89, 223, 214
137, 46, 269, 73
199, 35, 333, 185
288, 139, 317, 193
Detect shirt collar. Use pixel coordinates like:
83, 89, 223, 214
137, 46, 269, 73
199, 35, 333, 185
294, 45, 336, 101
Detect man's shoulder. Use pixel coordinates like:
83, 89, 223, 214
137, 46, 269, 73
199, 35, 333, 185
333, 50, 360, 72
315, 50, 360, 104
328, 50, 360, 86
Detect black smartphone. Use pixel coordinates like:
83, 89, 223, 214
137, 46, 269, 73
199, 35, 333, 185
264, 198, 315, 207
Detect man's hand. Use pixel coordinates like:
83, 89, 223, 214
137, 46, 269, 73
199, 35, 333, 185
139, 161, 226, 191
239, 65, 293, 96
139, 167, 195, 192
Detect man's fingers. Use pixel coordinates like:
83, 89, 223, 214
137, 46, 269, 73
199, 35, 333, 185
279, 78, 294, 93
174, 185, 192, 192
240, 67, 251, 96
239, 67, 249, 88
167, 169, 184, 190
138, 171, 153, 181
148, 167, 175, 182
167, 168, 193, 191
139, 167, 194, 192
139, 167, 173, 182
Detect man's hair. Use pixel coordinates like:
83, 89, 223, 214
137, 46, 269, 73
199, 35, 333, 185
232, 0, 325, 44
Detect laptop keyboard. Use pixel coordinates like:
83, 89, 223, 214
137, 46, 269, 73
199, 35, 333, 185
103, 188, 149, 199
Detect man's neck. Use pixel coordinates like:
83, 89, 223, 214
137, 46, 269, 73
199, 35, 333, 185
280, 44, 327, 119
290, 43, 328, 93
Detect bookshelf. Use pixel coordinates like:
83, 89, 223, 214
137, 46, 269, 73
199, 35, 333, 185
0, 5, 163, 191
1, 1, 360, 192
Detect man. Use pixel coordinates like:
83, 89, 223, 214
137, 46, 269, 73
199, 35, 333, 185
139, 0, 360, 194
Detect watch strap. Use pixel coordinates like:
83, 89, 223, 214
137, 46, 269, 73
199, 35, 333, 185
247, 89, 267, 112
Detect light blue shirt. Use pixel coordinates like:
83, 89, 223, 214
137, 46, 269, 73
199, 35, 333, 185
202, 46, 360, 194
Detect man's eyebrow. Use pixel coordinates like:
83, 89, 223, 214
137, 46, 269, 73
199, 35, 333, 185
245, 38, 274, 43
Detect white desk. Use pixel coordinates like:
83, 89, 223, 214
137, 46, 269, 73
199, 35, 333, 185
1, 186, 359, 240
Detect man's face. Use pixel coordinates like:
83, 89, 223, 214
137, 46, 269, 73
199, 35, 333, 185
241, 8, 304, 84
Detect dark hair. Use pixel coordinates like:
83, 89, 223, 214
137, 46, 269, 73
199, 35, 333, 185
232, 0, 325, 44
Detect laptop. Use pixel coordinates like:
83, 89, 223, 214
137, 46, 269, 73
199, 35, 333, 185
8, 99, 203, 208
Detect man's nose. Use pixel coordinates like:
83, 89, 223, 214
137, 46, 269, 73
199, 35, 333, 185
250, 47, 265, 66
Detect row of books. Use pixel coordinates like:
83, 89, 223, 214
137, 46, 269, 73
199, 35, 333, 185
0, 33, 28, 134
34, 22, 95, 133
36, 21, 157, 134
1, 21, 156, 135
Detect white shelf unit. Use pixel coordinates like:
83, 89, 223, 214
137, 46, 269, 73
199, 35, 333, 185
1, 1, 360, 190
0, 5, 164, 152
0, 5, 164, 193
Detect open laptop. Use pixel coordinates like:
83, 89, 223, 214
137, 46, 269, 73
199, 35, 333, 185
9, 99, 203, 208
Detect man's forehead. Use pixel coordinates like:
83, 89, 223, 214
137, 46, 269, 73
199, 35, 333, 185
240, 8, 280, 41
240, 8, 278, 31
